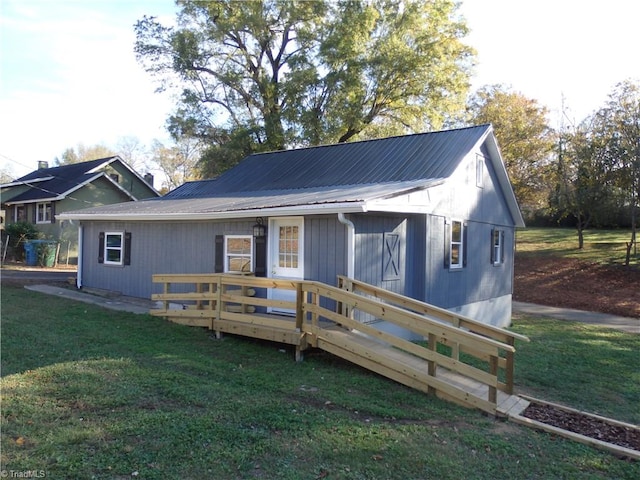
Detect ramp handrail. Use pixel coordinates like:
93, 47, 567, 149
150, 273, 529, 414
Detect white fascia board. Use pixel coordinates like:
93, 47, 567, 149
4, 196, 62, 205
57, 202, 368, 221
0, 176, 55, 188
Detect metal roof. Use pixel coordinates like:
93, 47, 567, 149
58, 124, 524, 226
165, 124, 489, 199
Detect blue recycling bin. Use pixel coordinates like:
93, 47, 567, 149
23, 240, 38, 266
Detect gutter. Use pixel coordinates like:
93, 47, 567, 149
76, 223, 83, 289
337, 213, 355, 278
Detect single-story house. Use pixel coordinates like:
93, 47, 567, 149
59, 124, 524, 328
0, 156, 159, 263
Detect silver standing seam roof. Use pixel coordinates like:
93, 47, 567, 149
58, 124, 524, 226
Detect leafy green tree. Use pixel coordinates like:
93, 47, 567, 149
594, 80, 640, 264
135, 0, 474, 175
467, 85, 555, 216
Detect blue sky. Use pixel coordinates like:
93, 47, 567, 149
1, 0, 639, 179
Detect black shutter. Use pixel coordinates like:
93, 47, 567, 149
123, 232, 132, 266
254, 235, 267, 277
98, 232, 105, 263
32, 204, 37, 224
500, 230, 505, 263
443, 219, 450, 268
462, 221, 468, 267
215, 235, 224, 273
50, 202, 56, 223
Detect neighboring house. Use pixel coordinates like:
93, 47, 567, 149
59, 125, 524, 329
0, 157, 159, 264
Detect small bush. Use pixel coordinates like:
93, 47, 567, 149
2, 222, 43, 261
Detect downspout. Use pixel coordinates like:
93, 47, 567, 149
337, 213, 355, 278
76, 223, 83, 289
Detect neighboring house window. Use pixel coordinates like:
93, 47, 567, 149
445, 219, 467, 269
15, 205, 26, 222
224, 235, 253, 273
491, 228, 505, 265
36, 202, 52, 224
98, 231, 132, 266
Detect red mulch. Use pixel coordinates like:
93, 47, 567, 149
514, 256, 640, 319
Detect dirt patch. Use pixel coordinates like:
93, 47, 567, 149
514, 256, 640, 318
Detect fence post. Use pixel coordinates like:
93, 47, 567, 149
489, 355, 498, 405
214, 275, 223, 339
505, 338, 515, 394
427, 333, 437, 395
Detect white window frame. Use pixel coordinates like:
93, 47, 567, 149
450, 219, 464, 269
104, 232, 124, 266
35, 202, 52, 224
224, 235, 254, 273
476, 154, 485, 188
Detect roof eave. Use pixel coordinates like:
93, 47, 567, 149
57, 202, 368, 222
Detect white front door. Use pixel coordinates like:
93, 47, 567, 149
268, 217, 304, 314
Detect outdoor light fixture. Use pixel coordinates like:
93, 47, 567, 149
253, 217, 266, 238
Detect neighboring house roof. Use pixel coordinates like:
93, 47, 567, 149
59, 125, 524, 226
0, 156, 158, 205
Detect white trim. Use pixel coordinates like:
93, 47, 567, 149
337, 213, 355, 278
77, 224, 83, 289
223, 235, 254, 273
35, 202, 52, 224
449, 219, 464, 269
104, 231, 125, 266
58, 202, 368, 221
0, 176, 55, 188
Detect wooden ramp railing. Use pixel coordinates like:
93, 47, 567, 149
150, 274, 529, 416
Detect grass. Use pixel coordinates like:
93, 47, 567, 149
1, 286, 639, 479
516, 227, 638, 266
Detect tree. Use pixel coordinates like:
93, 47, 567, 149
596, 80, 640, 264
150, 137, 203, 192
55, 143, 115, 166
554, 115, 617, 248
467, 85, 555, 216
135, 0, 474, 175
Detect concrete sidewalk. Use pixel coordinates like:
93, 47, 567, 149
25, 284, 156, 315
23, 285, 640, 334
513, 301, 639, 334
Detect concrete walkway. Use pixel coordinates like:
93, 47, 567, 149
513, 301, 639, 334
23, 285, 640, 334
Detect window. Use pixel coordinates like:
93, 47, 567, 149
476, 155, 485, 188
224, 235, 253, 273
450, 220, 464, 268
491, 228, 505, 265
15, 205, 26, 222
36, 202, 52, 224
105, 232, 124, 265
99, 231, 131, 266
278, 225, 299, 268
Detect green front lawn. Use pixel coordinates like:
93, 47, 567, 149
516, 227, 638, 266
1, 286, 638, 479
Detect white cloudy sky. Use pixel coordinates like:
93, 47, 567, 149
1, 0, 639, 179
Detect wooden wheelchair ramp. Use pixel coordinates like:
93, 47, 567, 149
151, 274, 530, 417
315, 325, 529, 417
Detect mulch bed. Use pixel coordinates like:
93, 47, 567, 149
523, 402, 640, 452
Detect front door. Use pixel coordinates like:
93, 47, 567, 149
268, 217, 304, 314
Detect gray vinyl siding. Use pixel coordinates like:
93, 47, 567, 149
81, 219, 255, 299
304, 215, 348, 286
